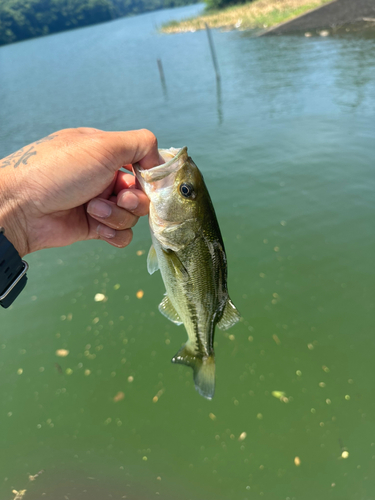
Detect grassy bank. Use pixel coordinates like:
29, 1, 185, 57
162, 0, 333, 33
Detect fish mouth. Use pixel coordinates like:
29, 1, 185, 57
133, 147, 188, 187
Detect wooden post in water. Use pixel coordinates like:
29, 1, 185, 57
157, 58, 166, 87
157, 58, 168, 98
205, 23, 220, 82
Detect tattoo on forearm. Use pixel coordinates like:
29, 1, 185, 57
0, 133, 58, 169
34, 134, 58, 145
1, 146, 37, 169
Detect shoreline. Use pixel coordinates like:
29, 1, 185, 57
160, 0, 336, 33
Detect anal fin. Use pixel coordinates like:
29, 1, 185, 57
217, 298, 241, 331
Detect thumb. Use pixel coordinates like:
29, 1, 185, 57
96, 129, 162, 171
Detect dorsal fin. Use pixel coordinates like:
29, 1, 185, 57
147, 244, 159, 275
158, 295, 183, 325
217, 299, 241, 330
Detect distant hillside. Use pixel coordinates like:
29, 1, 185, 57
0, 0, 199, 46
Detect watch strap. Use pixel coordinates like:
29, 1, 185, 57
0, 227, 28, 308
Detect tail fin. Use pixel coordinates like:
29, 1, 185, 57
172, 345, 215, 400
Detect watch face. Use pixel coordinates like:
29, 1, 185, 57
0, 231, 28, 308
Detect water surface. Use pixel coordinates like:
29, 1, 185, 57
1, 7, 375, 500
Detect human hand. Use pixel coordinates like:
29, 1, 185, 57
0, 127, 162, 257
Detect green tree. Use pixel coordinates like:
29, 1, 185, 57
205, 0, 253, 11
0, 0, 198, 46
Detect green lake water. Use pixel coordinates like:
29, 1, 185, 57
1, 6, 375, 499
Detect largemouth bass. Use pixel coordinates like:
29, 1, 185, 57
133, 147, 240, 399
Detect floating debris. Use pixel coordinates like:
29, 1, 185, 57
65, 368, 73, 375
272, 390, 286, 400
55, 349, 69, 357
153, 389, 164, 403
136, 290, 144, 299
319, 382, 326, 388
319, 30, 329, 37
94, 293, 106, 302
28, 470, 44, 482
272, 334, 281, 345
294, 456, 301, 466
305, 32, 312, 37
341, 450, 349, 459
113, 391, 125, 403
238, 432, 247, 441
128, 376, 134, 383
12, 490, 26, 499
84, 369, 91, 376
54, 363, 63, 374
17, 368, 23, 375
137, 250, 145, 256
114, 284, 121, 290
209, 413, 216, 421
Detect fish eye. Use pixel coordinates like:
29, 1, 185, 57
180, 183, 194, 198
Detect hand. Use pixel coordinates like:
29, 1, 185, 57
0, 127, 162, 257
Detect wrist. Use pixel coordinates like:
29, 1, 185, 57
0, 178, 29, 258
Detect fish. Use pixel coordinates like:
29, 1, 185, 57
133, 147, 240, 399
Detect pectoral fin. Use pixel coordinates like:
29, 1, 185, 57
158, 295, 183, 325
172, 345, 215, 400
147, 244, 159, 275
162, 248, 189, 280
217, 299, 241, 330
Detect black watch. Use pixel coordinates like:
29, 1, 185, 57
0, 227, 28, 308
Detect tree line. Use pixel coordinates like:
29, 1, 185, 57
0, 0, 199, 46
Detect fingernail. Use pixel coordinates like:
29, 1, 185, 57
97, 224, 116, 239
88, 199, 112, 218
119, 191, 139, 211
